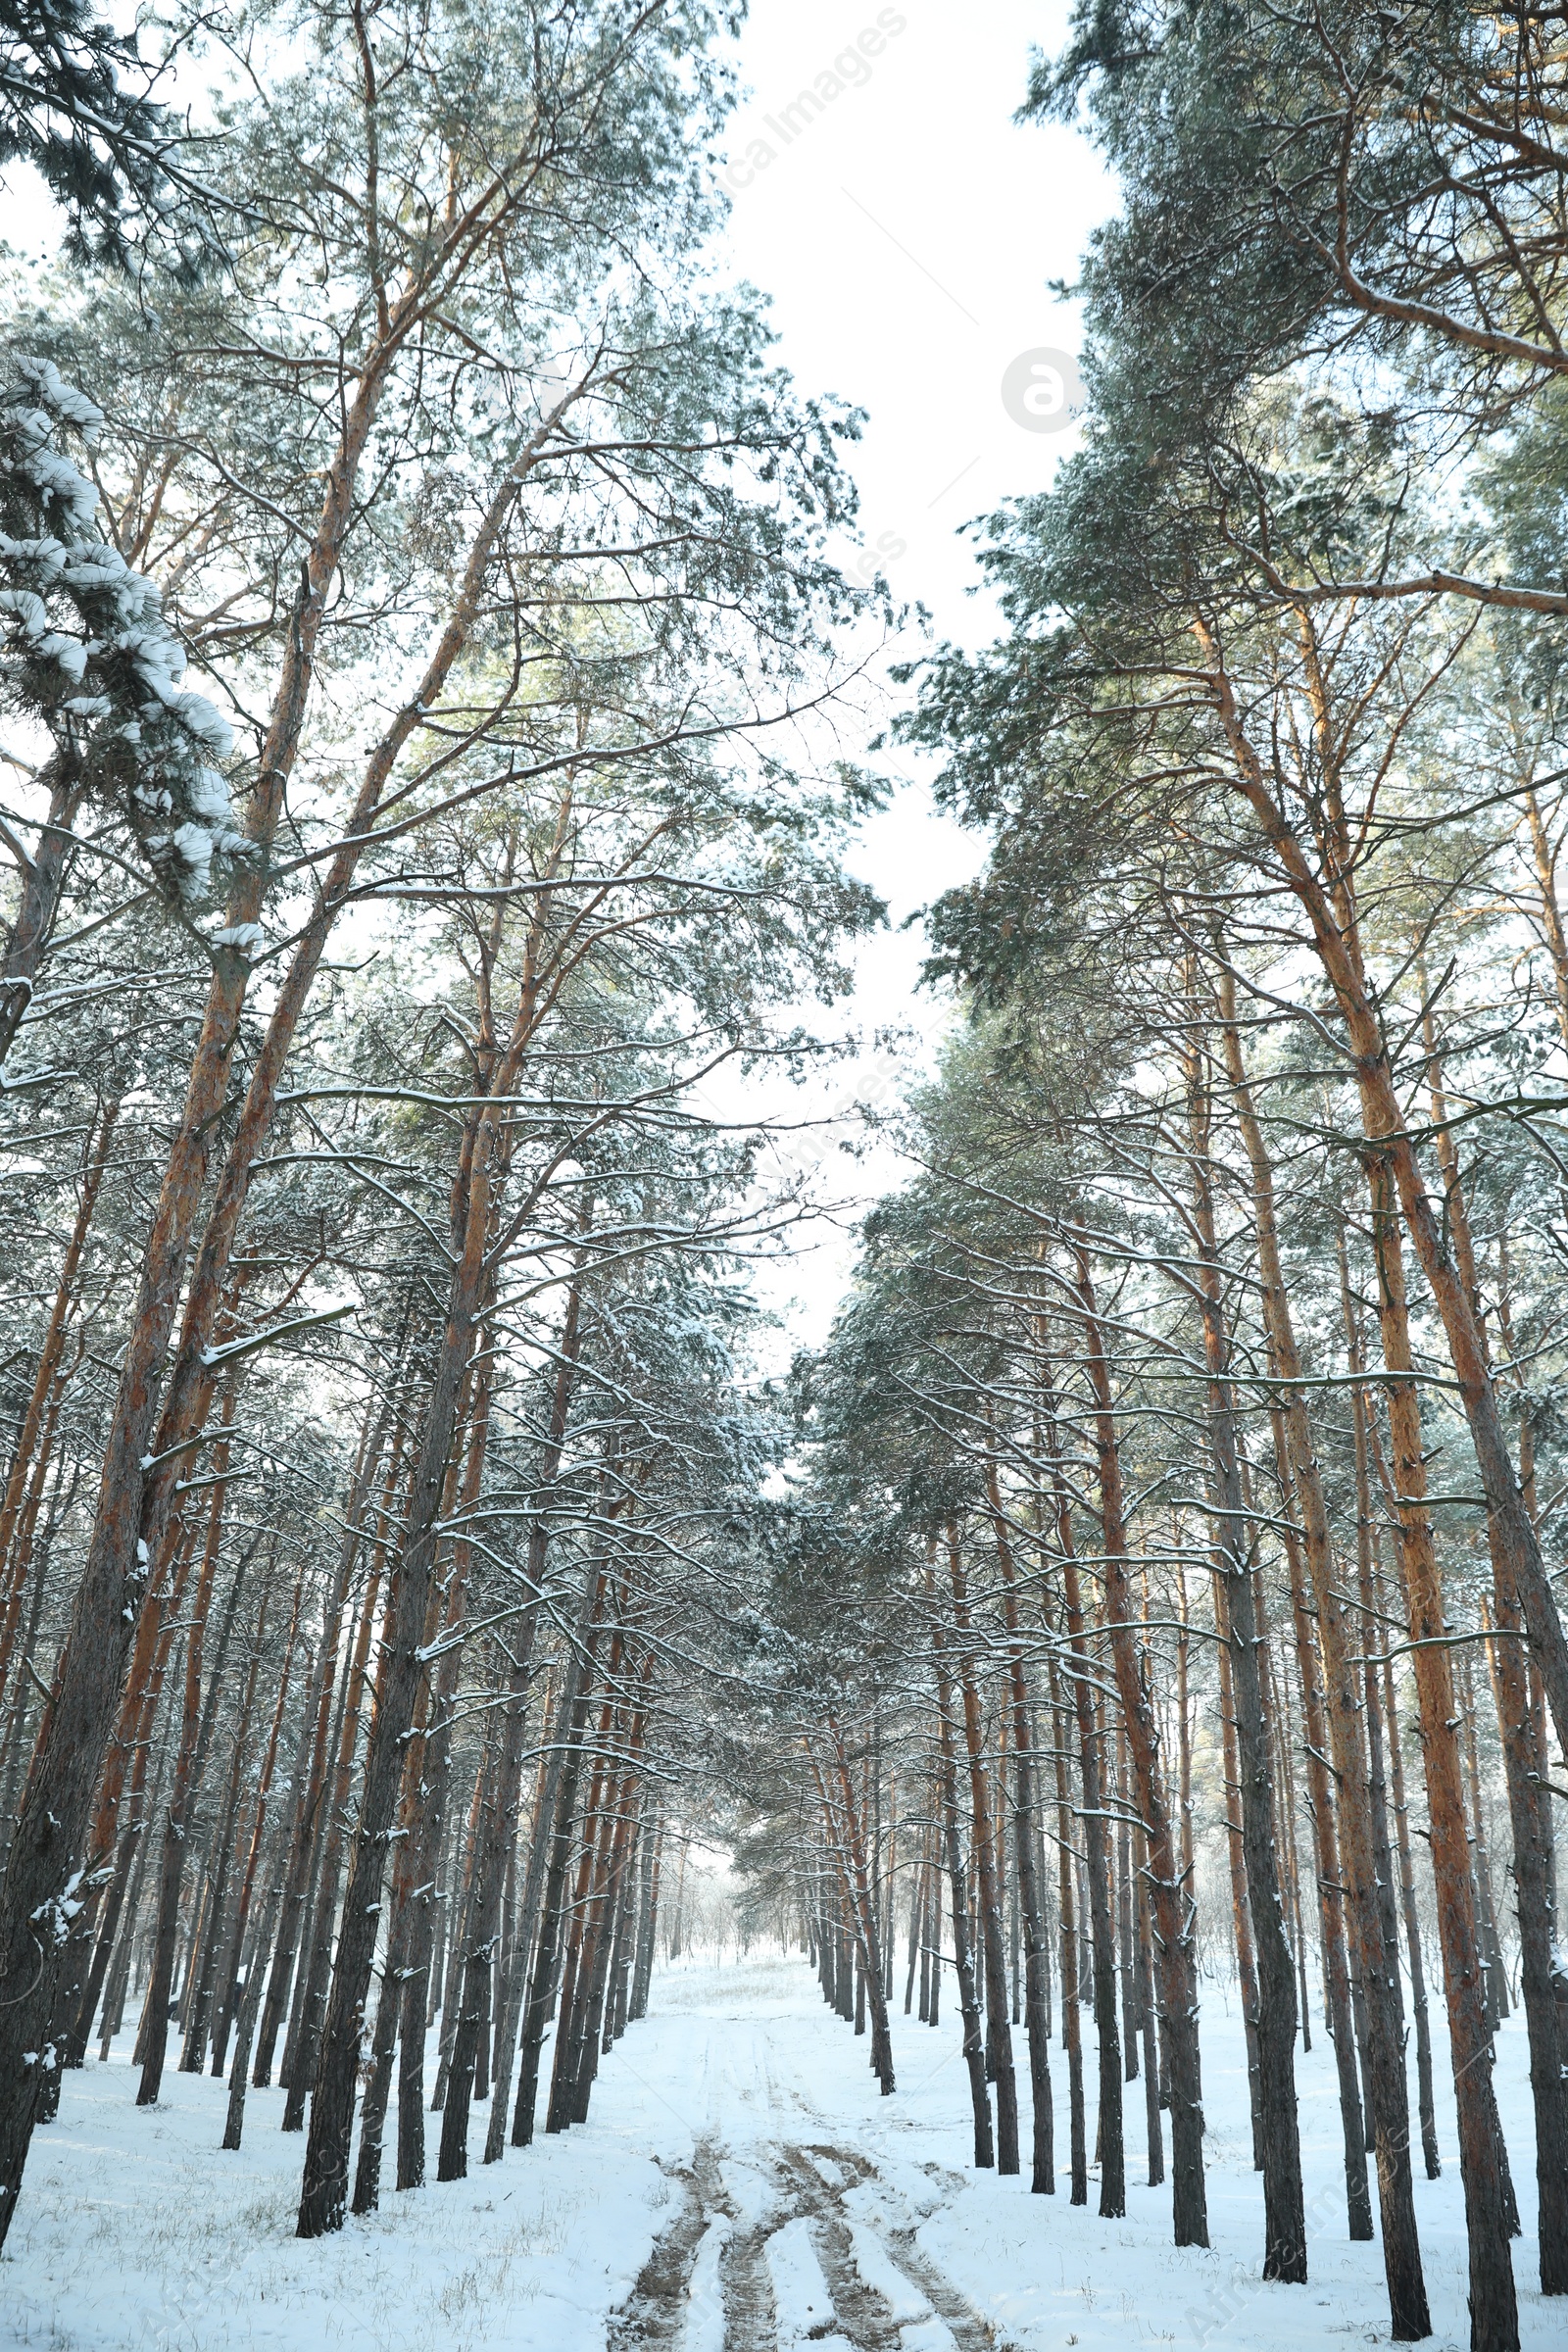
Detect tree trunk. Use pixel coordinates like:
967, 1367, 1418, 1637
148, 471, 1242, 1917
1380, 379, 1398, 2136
629, 1808, 661, 2026
513, 1554, 614, 2149
1042, 1436, 1123, 2217
220, 1863, 289, 2153
1214, 1613, 1265, 2167
209, 1565, 305, 2079
1204, 614, 1568, 1799
1048, 1652, 1088, 2205
1483, 1594, 1568, 2291
1132, 1809, 1164, 2185
136, 1393, 236, 2107
1377, 1611, 1442, 2178
1184, 1039, 1306, 2279
1217, 975, 1426, 2326
1270, 1404, 1373, 2235
947, 1529, 1018, 2170
282, 1549, 385, 2130
1363, 1157, 1518, 2352
989, 1461, 1054, 2190
352, 1860, 413, 2217
1071, 1244, 1207, 2247
930, 1555, 993, 2170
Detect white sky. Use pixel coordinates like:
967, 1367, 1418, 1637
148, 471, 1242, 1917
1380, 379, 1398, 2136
0, 0, 1115, 1359
707, 0, 1115, 1354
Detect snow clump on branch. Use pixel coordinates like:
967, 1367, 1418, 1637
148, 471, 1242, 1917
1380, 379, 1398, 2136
0, 355, 251, 912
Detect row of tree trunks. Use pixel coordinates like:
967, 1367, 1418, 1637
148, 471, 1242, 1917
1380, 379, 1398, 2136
253, 1392, 395, 2088
928, 1546, 994, 2171
1420, 1038, 1568, 2294
437, 1282, 583, 2179
945, 1527, 1018, 2172
0, 340, 395, 2237
1183, 1046, 1305, 2283
988, 1458, 1054, 2193
0, 1094, 118, 1708
1365, 1160, 1519, 2352
808, 1724, 895, 2094
136, 1389, 240, 2108
0, 289, 585, 2243
482, 1557, 605, 2166
204, 1559, 306, 2082
514, 1535, 621, 2148
1041, 1432, 1122, 2218
1071, 1245, 1208, 2249
1217, 978, 1429, 2331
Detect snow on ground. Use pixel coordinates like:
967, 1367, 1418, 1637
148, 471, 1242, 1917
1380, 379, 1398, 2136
765, 2213, 847, 2347
683, 2216, 732, 2352
0, 1952, 1553, 2352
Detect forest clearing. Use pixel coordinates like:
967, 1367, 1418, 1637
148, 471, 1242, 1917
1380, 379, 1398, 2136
0, 4, 1566, 2349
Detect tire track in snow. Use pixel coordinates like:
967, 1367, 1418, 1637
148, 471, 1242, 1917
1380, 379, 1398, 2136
607, 2153, 710, 2351
607, 2062, 1008, 2352
780, 2140, 1008, 2352
718, 2203, 782, 2349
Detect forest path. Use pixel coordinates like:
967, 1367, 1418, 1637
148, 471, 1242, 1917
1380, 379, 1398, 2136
605, 1978, 1003, 2352
2, 1950, 1551, 2352
597, 1952, 1551, 2352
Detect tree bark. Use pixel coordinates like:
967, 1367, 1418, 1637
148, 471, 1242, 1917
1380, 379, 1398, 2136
209, 1564, 305, 2080
821, 1725, 895, 2094
512, 1546, 614, 2148
947, 1528, 1018, 2170
989, 1459, 1054, 2190
1071, 1244, 1208, 2247
1041, 1431, 1123, 2216
136, 1390, 236, 2106
930, 1553, 994, 2170
1217, 975, 1427, 2324
1202, 614, 1568, 1787
1363, 1157, 1518, 2351
1270, 1403, 1373, 2235
437, 1281, 583, 2176
1048, 1652, 1088, 2205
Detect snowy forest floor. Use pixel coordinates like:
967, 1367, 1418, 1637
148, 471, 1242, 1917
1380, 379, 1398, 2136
0, 1953, 1552, 2352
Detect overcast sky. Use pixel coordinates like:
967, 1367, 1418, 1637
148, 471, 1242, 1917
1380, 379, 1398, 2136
708, 0, 1114, 1350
